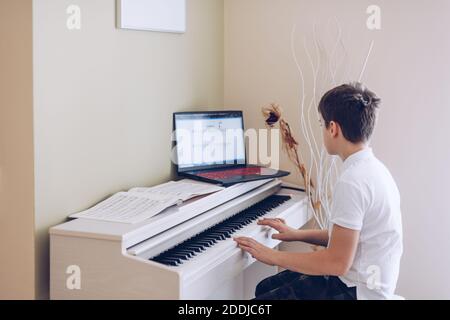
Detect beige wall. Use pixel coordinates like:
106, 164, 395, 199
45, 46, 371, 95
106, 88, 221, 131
33, 0, 224, 299
0, 0, 36, 299
225, 0, 450, 299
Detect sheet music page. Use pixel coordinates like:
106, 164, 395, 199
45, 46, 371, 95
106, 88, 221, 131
69, 192, 181, 224
129, 180, 224, 201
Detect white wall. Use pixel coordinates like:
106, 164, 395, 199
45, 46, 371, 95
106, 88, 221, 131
33, 0, 224, 299
225, 0, 450, 299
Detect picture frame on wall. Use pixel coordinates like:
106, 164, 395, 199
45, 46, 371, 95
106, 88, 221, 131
117, 0, 186, 33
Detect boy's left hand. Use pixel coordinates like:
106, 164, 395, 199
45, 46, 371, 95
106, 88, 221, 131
234, 237, 279, 266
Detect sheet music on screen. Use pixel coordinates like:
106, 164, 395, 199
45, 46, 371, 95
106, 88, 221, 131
175, 112, 246, 170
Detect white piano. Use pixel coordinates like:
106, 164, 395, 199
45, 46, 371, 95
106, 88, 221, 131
50, 179, 309, 300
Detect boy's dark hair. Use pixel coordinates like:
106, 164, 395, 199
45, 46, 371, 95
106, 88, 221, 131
318, 82, 381, 143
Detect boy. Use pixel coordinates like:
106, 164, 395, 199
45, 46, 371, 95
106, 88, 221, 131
234, 82, 403, 300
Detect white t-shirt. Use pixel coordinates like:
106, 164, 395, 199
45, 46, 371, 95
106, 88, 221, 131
328, 147, 403, 300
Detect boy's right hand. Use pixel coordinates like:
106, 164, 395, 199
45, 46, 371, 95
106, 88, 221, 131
257, 218, 300, 241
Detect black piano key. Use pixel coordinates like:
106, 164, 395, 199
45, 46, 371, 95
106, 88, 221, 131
169, 253, 191, 261
185, 244, 205, 250
227, 222, 243, 228
164, 254, 186, 261
204, 234, 222, 241
212, 228, 229, 234
198, 239, 216, 246
208, 233, 227, 240
202, 236, 219, 243
215, 230, 234, 237
159, 258, 181, 265
194, 239, 209, 245
172, 250, 195, 258
157, 260, 177, 266
186, 245, 201, 251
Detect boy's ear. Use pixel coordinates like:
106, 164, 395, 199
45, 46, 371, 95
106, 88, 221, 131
329, 121, 339, 138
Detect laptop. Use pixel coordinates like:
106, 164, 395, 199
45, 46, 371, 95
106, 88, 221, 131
173, 111, 290, 186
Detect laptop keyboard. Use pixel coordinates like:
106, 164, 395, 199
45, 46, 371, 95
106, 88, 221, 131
196, 167, 262, 180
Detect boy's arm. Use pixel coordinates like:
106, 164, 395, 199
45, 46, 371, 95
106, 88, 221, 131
235, 224, 359, 276
283, 229, 329, 247
275, 224, 359, 276
257, 218, 329, 247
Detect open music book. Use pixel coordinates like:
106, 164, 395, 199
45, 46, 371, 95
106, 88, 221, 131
69, 181, 224, 224
129, 181, 224, 202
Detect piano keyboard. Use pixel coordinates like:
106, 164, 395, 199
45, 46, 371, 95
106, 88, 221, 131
150, 195, 291, 267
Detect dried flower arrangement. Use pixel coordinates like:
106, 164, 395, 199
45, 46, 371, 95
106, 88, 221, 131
262, 103, 325, 229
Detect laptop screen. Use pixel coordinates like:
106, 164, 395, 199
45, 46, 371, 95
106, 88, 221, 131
174, 111, 246, 172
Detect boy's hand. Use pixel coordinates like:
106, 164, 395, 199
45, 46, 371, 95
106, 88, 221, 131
233, 237, 279, 266
257, 218, 299, 241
